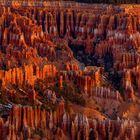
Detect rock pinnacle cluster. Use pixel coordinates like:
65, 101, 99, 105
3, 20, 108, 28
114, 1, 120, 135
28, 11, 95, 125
0, 1, 140, 140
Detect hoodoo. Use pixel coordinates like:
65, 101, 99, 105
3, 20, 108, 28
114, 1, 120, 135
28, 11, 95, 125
0, 1, 140, 140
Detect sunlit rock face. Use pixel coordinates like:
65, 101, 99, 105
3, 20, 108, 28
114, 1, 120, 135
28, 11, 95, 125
0, 1, 140, 140
0, 105, 140, 140
0, 64, 57, 87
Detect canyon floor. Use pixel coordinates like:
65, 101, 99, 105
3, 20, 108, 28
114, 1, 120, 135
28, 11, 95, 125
0, 1, 140, 140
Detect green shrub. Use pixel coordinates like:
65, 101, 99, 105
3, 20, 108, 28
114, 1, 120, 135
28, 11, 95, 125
52, 81, 86, 106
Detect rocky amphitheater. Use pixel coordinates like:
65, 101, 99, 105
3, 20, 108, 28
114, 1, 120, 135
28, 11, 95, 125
0, 1, 140, 140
